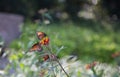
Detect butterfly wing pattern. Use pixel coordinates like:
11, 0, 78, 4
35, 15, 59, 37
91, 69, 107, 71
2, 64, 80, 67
36, 32, 47, 40
29, 32, 50, 61
30, 42, 43, 52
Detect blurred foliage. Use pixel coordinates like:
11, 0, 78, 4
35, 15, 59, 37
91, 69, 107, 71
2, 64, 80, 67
4, 55, 120, 77
102, 0, 120, 20
0, 0, 120, 21
0, 0, 120, 76
9, 21, 120, 63
0, 0, 55, 17
1, 0, 120, 31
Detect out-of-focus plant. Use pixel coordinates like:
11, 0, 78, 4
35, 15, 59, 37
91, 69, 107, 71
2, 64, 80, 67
34, 8, 52, 25
85, 61, 120, 77
8, 8, 120, 63
9, 21, 120, 63
0, 36, 4, 56
4, 31, 71, 77
4, 54, 120, 77
27, 31, 69, 77
0, 36, 3, 50
85, 61, 104, 77
111, 51, 120, 68
2, 30, 120, 77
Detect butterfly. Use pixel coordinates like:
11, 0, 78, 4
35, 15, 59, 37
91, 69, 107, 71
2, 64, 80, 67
36, 32, 47, 40
43, 55, 49, 61
30, 42, 43, 52
43, 54, 57, 61
39, 36, 49, 45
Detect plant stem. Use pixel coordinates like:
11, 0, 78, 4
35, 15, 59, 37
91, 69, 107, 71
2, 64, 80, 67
55, 58, 70, 77
46, 46, 70, 77
92, 67, 98, 77
49, 54, 57, 77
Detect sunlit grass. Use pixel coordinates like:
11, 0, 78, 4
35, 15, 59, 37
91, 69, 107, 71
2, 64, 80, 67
10, 22, 120, 63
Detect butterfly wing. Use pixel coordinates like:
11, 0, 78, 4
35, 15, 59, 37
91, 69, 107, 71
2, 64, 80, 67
36, 32, 47, 40
43, 55, 49, 61
30, 43, 42, 52
39, 36, 49, 45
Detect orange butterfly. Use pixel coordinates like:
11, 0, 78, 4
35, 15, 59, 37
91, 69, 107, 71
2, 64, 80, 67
39, 36, 49, 45
30, 43, 43, 52
36, 32, 47, 40
43, 55, 49, 61
43, 54, 57, 61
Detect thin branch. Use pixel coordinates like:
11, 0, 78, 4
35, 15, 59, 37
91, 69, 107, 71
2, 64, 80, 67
46, 46, 70, 77
49, 54, 57, 77
55, 58, 70, 77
